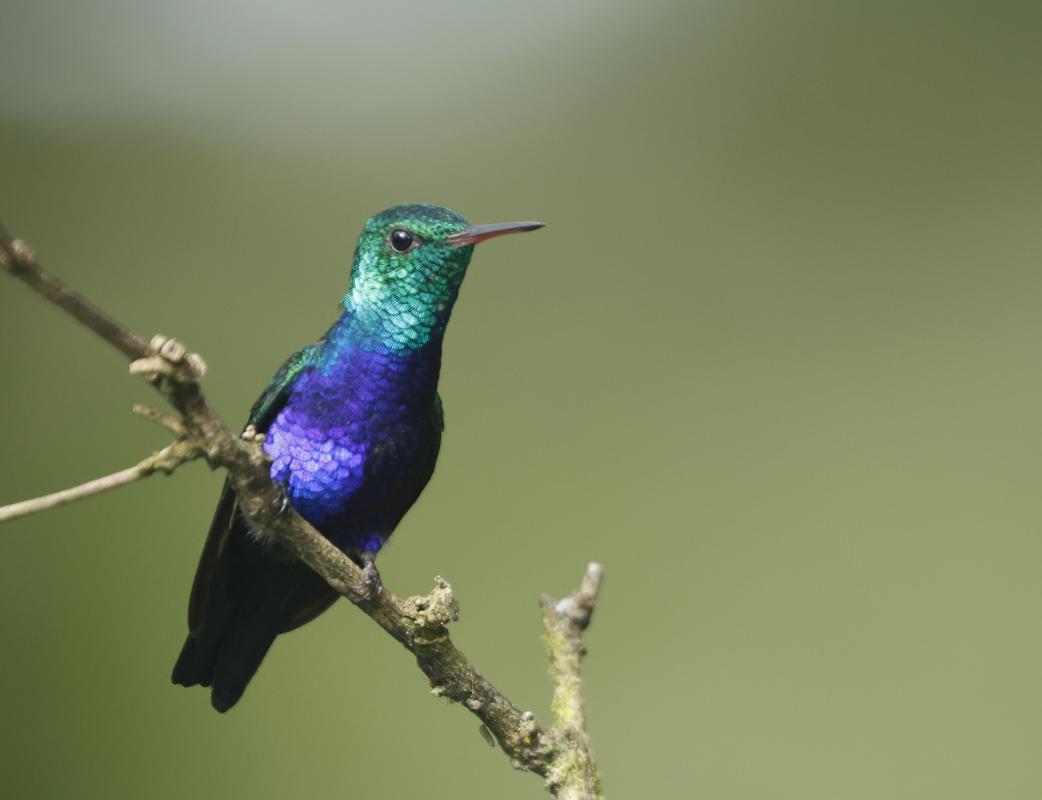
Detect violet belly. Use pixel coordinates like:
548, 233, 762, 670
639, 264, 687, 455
264, 338, 443, 554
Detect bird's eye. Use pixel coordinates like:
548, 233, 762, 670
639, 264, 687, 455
389, 229, 416, 253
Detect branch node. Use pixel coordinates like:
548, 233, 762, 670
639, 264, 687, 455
552, 562, 604, 631
185, 352, 207, 379
129, 355, 171, 378
520, 710, 538, 737
130, 336, 207, 381
410, 575, 459, 631
11, 238, 36, 265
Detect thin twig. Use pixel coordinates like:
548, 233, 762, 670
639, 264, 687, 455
541, 563, 605, 800
0, 225, 153, 361
132, 403, 186, 436
0, 444, 195, 524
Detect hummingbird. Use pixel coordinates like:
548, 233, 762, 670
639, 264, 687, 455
172, 204, 544, 712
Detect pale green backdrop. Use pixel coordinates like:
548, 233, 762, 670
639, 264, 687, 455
2, 2, 1042, 798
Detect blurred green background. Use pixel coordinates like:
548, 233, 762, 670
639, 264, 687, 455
3, 1, 1042, 797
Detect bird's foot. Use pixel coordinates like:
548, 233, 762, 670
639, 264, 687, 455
271, 482, 290, 516
352, 554, 383, 602
241, 424, 266, 444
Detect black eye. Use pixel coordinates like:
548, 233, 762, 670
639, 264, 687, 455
389, 229, 415, 253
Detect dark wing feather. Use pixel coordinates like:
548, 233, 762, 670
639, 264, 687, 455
185, 342, 320, 633
186, 480, 237, 634
281, 577, 341, 632
247, 342, 322, 429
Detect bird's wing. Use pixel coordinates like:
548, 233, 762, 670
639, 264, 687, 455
246, 342, 322, 430
186, 343, 320, 634
432, 391, 445, 432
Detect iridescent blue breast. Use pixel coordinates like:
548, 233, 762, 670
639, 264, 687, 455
262, 338, 442, 553
265, 384, 368, 524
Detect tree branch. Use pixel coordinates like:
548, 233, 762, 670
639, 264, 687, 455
0, 226, 605, 798
0, 442, 194, 524
0, 223, 153, 361
541, 563, 605, 800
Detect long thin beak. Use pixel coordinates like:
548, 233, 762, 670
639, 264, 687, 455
445, 220, 545, 248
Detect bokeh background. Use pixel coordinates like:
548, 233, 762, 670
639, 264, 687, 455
3, 2, 1042, 797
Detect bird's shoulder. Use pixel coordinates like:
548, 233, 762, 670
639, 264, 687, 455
247, 340, 323, 431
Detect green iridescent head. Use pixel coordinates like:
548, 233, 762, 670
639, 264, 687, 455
344, 204, 543, 352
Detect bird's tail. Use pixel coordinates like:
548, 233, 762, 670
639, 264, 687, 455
172, 594, 286, 713
172, 505, 338, 713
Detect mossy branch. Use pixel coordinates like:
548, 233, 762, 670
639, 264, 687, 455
0, 224, 604, 799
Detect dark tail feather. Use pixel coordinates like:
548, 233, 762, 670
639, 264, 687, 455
208, 595, 286, 712
172, 586, 289, 712
172, 635, 212, 688
172, 513, 238, 693
172, 513, 338, 713
172, 597, 285, 712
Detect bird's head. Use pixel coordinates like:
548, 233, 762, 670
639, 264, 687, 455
344, 204, 543, 352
